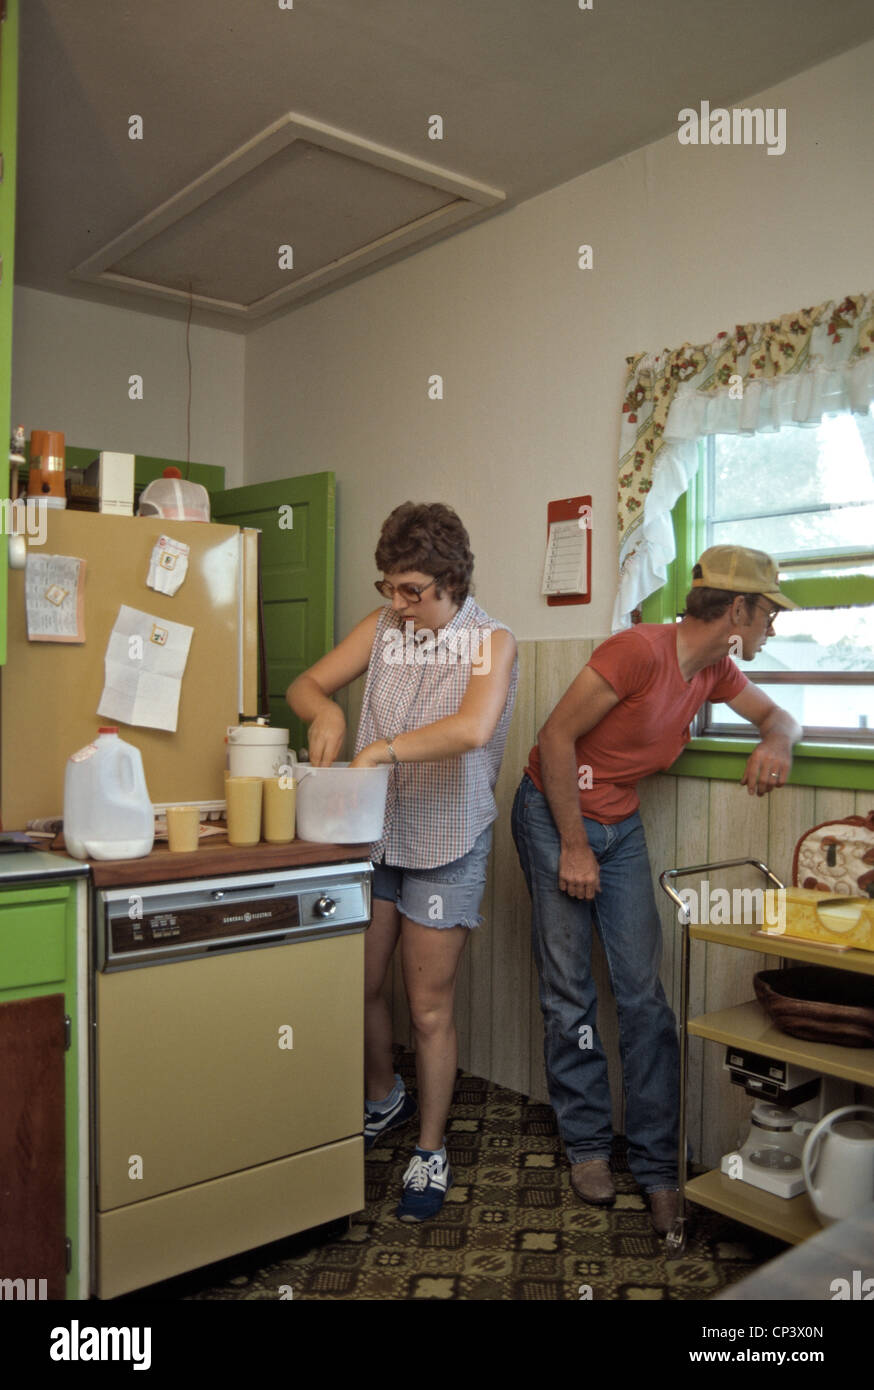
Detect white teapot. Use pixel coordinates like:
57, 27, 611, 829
802, 1105, 874, 1225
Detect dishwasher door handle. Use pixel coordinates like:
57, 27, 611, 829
205, 931, 290, 953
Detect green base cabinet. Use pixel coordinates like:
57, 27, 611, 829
0, 863, 89, 1299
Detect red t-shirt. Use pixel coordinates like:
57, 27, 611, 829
525, 625, 748, 823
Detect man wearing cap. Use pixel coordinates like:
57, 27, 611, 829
511, 545, 802, 1236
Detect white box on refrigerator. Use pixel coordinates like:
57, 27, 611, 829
85, 451, 135, 515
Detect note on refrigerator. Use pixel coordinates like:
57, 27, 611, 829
97, 605, 194, 732
146, 534, 190, 596
25, 553, 86, 642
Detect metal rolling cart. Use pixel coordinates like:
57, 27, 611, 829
659, 857, 784, 1255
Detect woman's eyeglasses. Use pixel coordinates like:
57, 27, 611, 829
374, 576, 442, 603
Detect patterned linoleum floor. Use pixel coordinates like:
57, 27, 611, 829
121, 1051, 784, 1302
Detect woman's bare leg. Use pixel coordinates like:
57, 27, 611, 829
401, 918, 470, 1150
364, 897, 402, 1100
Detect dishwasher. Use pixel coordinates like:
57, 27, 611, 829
91, 860, 371, 1299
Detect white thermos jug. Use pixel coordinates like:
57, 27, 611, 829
802, 1105, 874, 1225
226, 721, 296, 779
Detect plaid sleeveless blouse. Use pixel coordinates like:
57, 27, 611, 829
354, 596, 517, 868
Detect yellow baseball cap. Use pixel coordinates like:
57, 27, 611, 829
692, 545, 798, 609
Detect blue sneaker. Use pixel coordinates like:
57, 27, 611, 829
395, 1150, 453, 1222
364, 1088, 418, 1152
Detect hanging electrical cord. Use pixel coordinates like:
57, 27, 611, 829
185, 279, 194, 477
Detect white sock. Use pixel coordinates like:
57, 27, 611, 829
416, 1144, 447, 1164
366, 1073, 404, 1114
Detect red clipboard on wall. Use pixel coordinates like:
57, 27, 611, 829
544, 496, 592, 606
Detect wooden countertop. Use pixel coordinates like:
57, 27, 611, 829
50, 829, 372, 888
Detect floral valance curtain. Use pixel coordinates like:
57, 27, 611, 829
613, 291, 874, 630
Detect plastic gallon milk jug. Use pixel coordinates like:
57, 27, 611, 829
63, 727, 154, 860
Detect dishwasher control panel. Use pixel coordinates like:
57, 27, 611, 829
98, 863, 372, 970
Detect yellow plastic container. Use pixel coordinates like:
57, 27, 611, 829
765, 887, 874, 952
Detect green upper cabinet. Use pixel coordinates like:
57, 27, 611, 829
0, 0, 19, 667
63, 447, 225, 496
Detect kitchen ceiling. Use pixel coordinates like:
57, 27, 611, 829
17, 0, 874, 332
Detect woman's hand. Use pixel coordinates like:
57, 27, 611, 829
349, 741, 387, 769
286, 609, 382, 766
308, 703, 346, 767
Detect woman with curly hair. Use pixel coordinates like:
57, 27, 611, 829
287, 501, 517, 1221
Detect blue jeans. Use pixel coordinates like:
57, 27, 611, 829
511, 774, 679, 1192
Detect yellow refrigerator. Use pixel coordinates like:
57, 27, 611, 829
1, 510, 259, 828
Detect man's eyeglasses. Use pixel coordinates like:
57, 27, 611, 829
753, 599, 780, 626
374, 576, 443, 603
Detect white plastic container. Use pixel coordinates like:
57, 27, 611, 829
295, 763, 390, 844
226, 723, 294, 780
137, 474, 210, 522
63, 727, 154, 860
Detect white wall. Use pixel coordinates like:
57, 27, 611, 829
12, 287, 245, 484
244, 39, 874, 641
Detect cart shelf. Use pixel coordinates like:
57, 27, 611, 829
687, 1000, 874, 1087
685, 1170, 823, 1245
689, 919, 874, 975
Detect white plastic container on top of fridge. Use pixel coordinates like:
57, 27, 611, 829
63, 727, 154, 860
295, 763, 390, 844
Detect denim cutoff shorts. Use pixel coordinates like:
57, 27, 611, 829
372, 824, 493, 929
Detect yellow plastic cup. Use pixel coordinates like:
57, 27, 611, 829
166, 804, 200, 853
262, 777, 296, 844
226, 777, 263, 846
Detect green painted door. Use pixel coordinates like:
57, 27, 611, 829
0, 0, 20, 667
212, 472, 335, 756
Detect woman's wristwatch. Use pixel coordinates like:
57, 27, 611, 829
386, 741, 399, 764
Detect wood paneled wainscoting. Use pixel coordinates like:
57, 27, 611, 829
337, 638, 872, 1169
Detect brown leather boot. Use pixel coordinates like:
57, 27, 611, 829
648, 1188, 680, 1235
570, 1159, 616, 1206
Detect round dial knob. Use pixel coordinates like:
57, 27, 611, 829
314, 895, 337, 918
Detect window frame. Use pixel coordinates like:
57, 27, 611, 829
640, 442, 874, 791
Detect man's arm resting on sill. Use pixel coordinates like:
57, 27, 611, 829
725, 685, 803, 796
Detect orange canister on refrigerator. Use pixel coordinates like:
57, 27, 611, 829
28, 429, 67, 507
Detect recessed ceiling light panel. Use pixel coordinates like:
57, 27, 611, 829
72, 114, 505, 317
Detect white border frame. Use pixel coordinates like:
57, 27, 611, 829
72, 113, 505, 318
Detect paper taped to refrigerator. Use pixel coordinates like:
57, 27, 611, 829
98, 604, 194, 732
25, 553, 86, 642
147, 534, 190, 596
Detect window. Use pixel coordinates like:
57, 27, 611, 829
642, 409, 874, 781
701, 411, 874, 744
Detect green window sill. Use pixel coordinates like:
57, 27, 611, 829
668, 739, 873, 791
